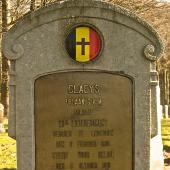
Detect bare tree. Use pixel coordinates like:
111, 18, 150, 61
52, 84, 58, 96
30, 0, 36, 11
41, 0, 47, 6
1, 0, 9, 116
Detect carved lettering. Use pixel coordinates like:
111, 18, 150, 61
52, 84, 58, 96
56, 141, 65, 148
102, 162, 111, 168
56, 119, 107, 128
77, 141, 97, 147
67, 84, 100, 94
101, 141, 111, 147
98, 151, 113, 158
65, 97, 102, 106
53, 130, 72, 137
56, 163, 65, 169
78, 151, 90, 158
52, 152, 68, 159
79, 162, 97, 169
71, 119, 107, 127
91, 130, 114, 137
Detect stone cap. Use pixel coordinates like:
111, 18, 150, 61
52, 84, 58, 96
2, 0, 163, 61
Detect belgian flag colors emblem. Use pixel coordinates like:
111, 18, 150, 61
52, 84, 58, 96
65, 26, 102, 62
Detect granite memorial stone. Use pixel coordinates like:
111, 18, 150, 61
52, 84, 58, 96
2, 0, 164, 170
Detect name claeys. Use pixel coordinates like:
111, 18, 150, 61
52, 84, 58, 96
66, 84, 102, 106
67, 84, 101, 94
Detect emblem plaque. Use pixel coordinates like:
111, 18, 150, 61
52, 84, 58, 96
65, 26, 102, 62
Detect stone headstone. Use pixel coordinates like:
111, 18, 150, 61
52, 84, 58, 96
2, 0, 164, 170
150, 85, 164, 170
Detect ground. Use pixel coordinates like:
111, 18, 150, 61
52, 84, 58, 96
0, 119, 170, 169
0, 120, 16, 170
162, 119, 170, 169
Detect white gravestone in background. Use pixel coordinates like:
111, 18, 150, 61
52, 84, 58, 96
0, 103, 5, 133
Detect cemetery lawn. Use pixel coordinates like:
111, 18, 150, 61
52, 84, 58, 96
162, 118, 170, 167
0, 119, 17, 170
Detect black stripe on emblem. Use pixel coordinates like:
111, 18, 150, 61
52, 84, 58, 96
65, 29, 76, 60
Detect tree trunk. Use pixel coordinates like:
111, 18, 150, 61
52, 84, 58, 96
30, 0, 36, 11
41, 0, 47, 6
1, 0, 9, 117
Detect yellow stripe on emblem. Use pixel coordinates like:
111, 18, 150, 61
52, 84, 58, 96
76, 27, 90, 62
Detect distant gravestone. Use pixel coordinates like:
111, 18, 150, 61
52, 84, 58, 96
0, 103, 5, 133
2, 0, 164, 170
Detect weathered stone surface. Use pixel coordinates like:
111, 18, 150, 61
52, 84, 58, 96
2, 0, 163, 170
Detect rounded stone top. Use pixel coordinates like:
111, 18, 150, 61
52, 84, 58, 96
2, 0, 163, 61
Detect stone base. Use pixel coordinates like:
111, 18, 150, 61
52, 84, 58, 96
0, 123, 5, 133
150, 135, 164, 170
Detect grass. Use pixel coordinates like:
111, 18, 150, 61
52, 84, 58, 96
162, 119, 170, 149
161, 118, 170, 168
0, 119, 17, 170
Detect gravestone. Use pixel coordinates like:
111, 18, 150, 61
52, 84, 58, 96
2, 0, 164, 170
0, 103, 5, 133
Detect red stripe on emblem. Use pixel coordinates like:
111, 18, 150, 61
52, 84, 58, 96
90, 28, 101, 61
